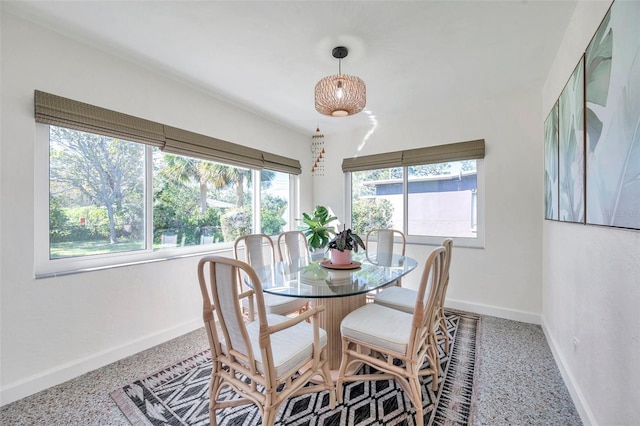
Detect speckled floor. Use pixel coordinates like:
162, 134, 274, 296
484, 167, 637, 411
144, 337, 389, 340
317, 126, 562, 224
1, 315, 582, 425
473, 316, 582, 425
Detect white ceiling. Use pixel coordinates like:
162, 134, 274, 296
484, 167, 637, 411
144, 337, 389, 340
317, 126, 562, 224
4, 0, 578, 136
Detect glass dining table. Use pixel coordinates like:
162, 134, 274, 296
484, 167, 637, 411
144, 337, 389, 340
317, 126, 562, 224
248, 251, 418, 370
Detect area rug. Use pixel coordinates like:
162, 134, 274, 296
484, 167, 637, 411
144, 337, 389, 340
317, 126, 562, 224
111, 310, 480, 426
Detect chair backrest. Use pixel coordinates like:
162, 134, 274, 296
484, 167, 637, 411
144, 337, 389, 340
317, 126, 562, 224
442, 238, 453, 281
234, 233, 276, 269
436, 238, 453, 309
277, 231, 310, 263
197, 256, 269, 375
365, 228, 406, 266
408, 246, 446, 357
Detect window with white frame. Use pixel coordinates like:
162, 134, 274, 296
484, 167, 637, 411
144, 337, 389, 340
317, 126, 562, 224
344, 140, 485, 248
34, 91, 299, 276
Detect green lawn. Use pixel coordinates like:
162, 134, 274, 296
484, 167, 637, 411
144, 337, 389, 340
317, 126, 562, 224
50, 239, 145, 258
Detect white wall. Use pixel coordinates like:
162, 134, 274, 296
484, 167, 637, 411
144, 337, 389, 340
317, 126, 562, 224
541, 1, 640, 425
0, 12, 313, 405
314, 83, 545, 324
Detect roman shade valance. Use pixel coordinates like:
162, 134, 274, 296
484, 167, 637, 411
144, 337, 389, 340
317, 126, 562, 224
262, 152, 302, 175
401, 139, 485, 167
342, 139, 485, 172
34, 90, 166, 148
34, 90, 302, 174
163, 127, 301, 174
342, 151, 403, 173
163, 126, 264, 169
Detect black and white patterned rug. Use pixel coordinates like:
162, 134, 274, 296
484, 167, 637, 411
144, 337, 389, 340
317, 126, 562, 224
111, 310, 480, 426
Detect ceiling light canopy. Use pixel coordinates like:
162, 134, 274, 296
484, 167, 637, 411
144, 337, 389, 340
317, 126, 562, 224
314, 46, 366, 117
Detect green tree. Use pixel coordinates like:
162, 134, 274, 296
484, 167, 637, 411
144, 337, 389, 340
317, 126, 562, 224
408, 163, 452, 176
49, 127, 144, 244
351, 167, 403, 198
161, 155, 225, 213
460, 160, 475, 172
153, 178, 199, 243
49, 195, 69, 242
260, 194, 287, 236
220, 207, 252, 242
351, 198, 394, 235
159, 155, 260, 210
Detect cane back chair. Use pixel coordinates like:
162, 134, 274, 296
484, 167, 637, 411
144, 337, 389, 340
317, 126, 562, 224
337, 246, 446, 426
197, 256, 335, 426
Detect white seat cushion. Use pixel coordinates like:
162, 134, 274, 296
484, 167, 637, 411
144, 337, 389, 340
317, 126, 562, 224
341, 303, 412, 354
373, 286, 417, 314
239, 314, 327, 378
242, 293, 307, 316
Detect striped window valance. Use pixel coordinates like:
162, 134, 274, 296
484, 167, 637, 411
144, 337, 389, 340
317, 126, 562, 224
342, 139, 485, 172
34, 90, 166, 148
163, 126, 264, 169
35, 90, 301, 174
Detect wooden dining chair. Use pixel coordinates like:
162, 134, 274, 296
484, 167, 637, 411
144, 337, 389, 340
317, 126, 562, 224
336, 246, 446, 426
277, 230, 311, 264
365, 228, 406, 268
197, 256, 335, 426
234, 234, 308, 318
365, 229, 406, 300
373, 238, 454, 353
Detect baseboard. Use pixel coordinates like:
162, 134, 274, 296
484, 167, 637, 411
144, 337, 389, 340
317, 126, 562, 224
541, 317, 597, 426
0, 318, 202, 407
445, 298, 541, 324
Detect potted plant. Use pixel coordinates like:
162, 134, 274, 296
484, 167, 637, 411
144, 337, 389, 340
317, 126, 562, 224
298, 205, 338, 252
327, 225, 366, 265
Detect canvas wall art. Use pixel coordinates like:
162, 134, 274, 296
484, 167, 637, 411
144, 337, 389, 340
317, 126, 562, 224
544, 101, 559, 220
558, 57, 585, 224
585, 1, 640, 229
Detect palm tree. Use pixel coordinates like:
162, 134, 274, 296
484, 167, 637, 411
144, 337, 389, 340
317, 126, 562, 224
162, 156, 226, 213
161, 155, 258, 211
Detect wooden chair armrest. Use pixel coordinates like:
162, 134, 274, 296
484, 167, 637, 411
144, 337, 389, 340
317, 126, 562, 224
263, 305, 327, 371
238, 289, 255, 300
238, 289, 255, 320
267, 304, 325, 334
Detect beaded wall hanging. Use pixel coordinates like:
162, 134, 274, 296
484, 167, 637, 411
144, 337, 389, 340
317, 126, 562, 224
311, 127, 325, 176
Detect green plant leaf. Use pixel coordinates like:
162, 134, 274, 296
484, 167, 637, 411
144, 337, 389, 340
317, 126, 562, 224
297, 205, 337, 249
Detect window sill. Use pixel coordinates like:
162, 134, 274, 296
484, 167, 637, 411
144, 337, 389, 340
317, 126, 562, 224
34, 244, 234, 279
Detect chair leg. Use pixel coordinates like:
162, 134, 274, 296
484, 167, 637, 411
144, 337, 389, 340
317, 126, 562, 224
209, 373, 220, 426
263, 406, 278, 426
427, 341, 439, 391
440, 314, 450, 353
336, 338, 350, 404
430, 359, 439, 391
320, 362, 337, 409
408, 375, 424, 426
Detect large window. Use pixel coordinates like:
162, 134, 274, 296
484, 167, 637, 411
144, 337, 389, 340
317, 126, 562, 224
345, 140, 484, 247
34, 91, 299, 277
39, 125, 293, 274
49, 126, 146, 259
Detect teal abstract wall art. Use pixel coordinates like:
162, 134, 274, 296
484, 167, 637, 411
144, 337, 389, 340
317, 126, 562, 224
544, 101, 559, 220
585, 1, 640, 230
559, 57, 585, 224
